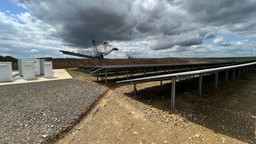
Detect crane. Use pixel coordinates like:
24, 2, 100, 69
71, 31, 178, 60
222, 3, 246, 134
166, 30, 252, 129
127, 54, 135, 59
60, 40, 118, 60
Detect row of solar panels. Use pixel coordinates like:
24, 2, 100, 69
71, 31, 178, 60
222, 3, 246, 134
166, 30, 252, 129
78, 60, 254, 75
116, 61, 256, 84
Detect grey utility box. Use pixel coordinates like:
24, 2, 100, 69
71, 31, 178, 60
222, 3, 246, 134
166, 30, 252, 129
22, 61, 36, 80
0, 62, 13, 82
18, 59, 41, 76
44, 61, 53, 78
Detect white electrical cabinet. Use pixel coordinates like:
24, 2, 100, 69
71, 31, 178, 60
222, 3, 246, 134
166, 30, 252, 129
22, 61, 36, 80
0, 62, 13, 82
40, 59, 46, 75
18, 59, 41, 76
44, 61, 53, 78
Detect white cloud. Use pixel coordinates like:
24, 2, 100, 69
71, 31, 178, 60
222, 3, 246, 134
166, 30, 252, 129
213, 37, 231, 46
30, 49, 39, 52
6, 10, 10, 13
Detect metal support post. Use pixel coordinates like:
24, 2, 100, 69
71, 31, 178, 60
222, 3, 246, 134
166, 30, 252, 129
225, 70, 228, 83
215, 72, 218, 88
246, 66, 248, 73
243, 67, 245, 75
105, 70, 107, 86
127, 70, 129, 80
185, 66, 187, 71
178, 66, 179, 72
97, 73, 99, 82
157, 67, 159, 75
171, 77, 176, 109
160, 80, 162, 87
168, 67, 170, 74
134, 83, 137, 96
192, 65, 193, 70
238, 68, 241, 77
144, 68, 145, 77
233, 69, 235, 80
198, 74, 202, 96
132, 70, 133, 77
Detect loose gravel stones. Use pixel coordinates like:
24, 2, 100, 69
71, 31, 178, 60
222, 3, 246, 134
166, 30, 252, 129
0, 79, 107, 143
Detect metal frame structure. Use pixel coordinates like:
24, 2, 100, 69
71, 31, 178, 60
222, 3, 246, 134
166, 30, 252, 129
60, 40, 118, 60
79, 61, 254, 86
116, 61, 256, 109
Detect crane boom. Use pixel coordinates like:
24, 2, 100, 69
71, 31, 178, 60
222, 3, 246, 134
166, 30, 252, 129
60, 40, 118, 59
59, 50, 98, 59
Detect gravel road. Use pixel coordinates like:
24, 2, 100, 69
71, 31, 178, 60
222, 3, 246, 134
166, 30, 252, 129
0, 79, 107, 143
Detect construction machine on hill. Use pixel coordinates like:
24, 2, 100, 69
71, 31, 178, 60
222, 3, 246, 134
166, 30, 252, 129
59, 40, 118, 60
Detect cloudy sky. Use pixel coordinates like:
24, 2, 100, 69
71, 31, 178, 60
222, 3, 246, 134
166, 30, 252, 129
1, 0, 256, 59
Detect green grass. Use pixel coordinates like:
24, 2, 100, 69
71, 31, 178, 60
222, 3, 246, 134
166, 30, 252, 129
65, 69, 83, 77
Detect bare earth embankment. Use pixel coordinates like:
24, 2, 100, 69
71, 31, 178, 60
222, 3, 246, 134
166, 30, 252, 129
56, 69, 256, 144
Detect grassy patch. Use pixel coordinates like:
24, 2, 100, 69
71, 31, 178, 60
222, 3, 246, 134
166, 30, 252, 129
65, 69, 83, 77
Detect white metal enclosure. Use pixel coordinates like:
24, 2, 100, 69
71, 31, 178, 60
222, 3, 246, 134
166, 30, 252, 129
0, 62, 13, 82
18, 59, 41, 76
44, 61, 53, 78
40, 59, 46, 75
22, 61, 36, 80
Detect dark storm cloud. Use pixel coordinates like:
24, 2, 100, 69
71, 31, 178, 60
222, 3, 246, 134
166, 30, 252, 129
204, 33, 217, 39
13, 0, 256, 51
180, 0, 256, 35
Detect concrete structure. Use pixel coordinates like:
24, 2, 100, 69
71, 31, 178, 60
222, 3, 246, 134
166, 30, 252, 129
0, 69, 72, 86
0, 62, 13, 82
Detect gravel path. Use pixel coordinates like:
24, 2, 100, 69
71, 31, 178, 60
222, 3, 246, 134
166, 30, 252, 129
0, 79, 107, 143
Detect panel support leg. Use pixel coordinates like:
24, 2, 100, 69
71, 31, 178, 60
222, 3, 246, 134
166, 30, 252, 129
105, 70, 107, 86
198, 74, 202, 96
171, 77, 176, 109
144, 68, 145, 77
134, 83, 137, 96
97, 73, 99, 82
225, 70, 228, 83
238, 68, 241, 77
160, 80, 162, 87
215, 72, 218, 88
127, 70, 129, 80
233, 69, 235, 80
